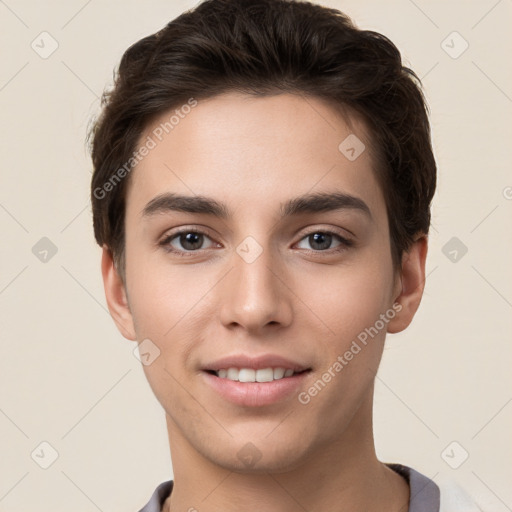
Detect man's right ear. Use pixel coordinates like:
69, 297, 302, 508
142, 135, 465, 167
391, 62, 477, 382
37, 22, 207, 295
101, 245, 137, 341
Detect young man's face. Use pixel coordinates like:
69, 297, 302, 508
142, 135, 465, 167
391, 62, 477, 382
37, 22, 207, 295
104, 92, 425, 473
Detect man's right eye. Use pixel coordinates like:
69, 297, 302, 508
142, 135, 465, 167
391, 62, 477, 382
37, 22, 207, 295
159, 229, 218, 256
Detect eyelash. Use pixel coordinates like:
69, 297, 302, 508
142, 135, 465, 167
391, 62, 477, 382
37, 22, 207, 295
159, 227, 354, 258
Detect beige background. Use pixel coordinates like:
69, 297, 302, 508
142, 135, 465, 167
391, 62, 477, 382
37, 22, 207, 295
1, 0, 511, 510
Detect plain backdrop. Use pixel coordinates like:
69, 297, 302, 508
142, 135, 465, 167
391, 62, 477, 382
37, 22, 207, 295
0, 1, 511, 511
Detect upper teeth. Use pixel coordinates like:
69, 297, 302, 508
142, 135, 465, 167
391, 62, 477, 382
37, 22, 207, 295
216, 367, 296, 382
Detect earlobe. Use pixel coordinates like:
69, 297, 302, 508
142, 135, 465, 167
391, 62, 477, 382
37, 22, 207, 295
101, 245, 137, 341
387, 235, 428, 334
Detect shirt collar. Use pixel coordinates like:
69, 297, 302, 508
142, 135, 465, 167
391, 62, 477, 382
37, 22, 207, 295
138, 463, 440, 512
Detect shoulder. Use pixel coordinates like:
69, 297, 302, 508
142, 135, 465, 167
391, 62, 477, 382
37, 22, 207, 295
437, 476, 483, 512
137, 472, 484, 512
137, 480, 174, 512
387, 462, 440, 511
386, 463, 483, 512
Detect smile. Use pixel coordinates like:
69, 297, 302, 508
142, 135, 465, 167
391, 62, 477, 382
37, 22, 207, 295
203, 369, 312, 407
208, 367, 308, 382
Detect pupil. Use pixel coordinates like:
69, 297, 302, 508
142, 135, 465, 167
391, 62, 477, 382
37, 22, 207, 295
310, 232, 331, 250
182, 232, 202, 250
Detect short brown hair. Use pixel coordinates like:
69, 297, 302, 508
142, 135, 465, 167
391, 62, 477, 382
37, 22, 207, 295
88, 0, 436, 282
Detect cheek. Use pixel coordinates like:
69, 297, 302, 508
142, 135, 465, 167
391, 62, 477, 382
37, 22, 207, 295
294, 263, 394, 417
126, 252, 212, 334
296, 259, 393, 347
126, 259, 219, 386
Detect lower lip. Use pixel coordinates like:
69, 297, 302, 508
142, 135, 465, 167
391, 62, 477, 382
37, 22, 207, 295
202, 371, 310, 407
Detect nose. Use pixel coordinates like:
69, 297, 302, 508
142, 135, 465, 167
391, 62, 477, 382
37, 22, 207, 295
218, 239, 293, 335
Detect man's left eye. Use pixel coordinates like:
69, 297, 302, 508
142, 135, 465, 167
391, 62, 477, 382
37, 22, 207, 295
296, 231, 353, 252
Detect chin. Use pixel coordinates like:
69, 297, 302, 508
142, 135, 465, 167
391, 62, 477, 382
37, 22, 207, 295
203, 435, 311, 475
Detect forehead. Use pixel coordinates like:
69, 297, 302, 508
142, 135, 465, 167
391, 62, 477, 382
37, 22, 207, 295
126, 92, 385, 221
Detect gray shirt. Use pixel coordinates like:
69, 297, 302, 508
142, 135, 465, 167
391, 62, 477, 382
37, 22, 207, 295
137, 463, 440, 512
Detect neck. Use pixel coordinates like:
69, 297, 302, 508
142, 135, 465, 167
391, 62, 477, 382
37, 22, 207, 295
163, 390, 409, 512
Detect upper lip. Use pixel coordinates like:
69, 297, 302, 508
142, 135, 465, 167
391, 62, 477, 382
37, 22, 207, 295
203, 354, 311, 372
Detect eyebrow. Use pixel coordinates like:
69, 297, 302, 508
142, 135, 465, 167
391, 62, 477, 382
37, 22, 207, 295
141, 191, 372, 220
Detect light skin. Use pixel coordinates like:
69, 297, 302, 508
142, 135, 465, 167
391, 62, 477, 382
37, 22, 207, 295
102, 92, 428, 512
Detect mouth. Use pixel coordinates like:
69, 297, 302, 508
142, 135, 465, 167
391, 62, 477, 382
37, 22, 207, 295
201, 354, 312, 406
204, 367, 311, 382
202, 367, 312, 407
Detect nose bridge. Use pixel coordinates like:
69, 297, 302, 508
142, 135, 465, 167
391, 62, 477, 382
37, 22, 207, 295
218, 234, 292, 332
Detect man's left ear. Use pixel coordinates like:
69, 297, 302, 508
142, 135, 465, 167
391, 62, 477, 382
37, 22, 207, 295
387, 234, 428, 334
